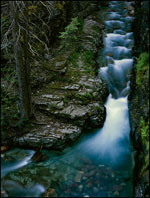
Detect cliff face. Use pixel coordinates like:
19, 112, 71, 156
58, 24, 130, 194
129, 1, 149, 197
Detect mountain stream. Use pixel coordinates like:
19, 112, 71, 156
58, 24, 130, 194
1, 1, 135, 197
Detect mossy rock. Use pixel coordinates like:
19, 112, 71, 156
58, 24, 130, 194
43, 53, 70, 73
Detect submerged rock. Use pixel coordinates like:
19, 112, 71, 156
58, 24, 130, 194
74, 171, 84, 183
113, 191, 120, 196
1, 190, 8, 197
31, 151, 47, 163
44, 188, 57, 197
1, 146, 10, 153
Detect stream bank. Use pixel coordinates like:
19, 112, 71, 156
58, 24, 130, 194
10, 4, 108, 150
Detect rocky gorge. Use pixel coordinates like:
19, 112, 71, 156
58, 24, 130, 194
1, 1, 149, 197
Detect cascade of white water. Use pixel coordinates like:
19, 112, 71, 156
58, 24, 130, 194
80, 1, 134, 166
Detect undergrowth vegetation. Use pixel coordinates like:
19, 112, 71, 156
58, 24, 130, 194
139, 117, 149, 144
59, 17, 84, 48
136, 52, 149, 85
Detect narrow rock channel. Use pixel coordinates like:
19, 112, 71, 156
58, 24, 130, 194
1, 1, 135, 197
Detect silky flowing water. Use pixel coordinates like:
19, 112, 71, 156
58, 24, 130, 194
1, 1, 135, 197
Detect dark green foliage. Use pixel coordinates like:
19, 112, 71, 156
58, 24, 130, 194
74, 92, 95, 105
48, 103, 60, 111
82, 50, 95, 74
82, 50, 94, 63
139, 117, 149, 144
69, 51, 80, 67
63, 91, 95, 105
1, 90, 20, 141
59, 17, 80, 43
136, 52, 149, 85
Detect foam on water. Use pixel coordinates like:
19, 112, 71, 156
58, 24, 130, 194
93, 0, 134, 166
80, 94, 131, 166
1, 150, 35, 177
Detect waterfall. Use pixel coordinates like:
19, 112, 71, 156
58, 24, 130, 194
81, 1, 134, 167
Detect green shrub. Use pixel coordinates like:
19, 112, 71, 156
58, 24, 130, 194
75, 91, 94, 104
69, 51, 80, 67
59, 17, 80, 44
1, 93, 20, 141
82, 50, 94, 64
63, 97, 69, 105
48, 103, 59, 111
82, 50, 95, 73
136, 52, 149, 85
139, 117, 149, 143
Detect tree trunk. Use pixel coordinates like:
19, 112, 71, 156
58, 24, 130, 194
9, 1, 32, 119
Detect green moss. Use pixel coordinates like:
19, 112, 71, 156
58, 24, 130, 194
136, 52, 149, 85
81, 50, 95, 74
48, 103, 59, 111
1, 89, 20, 140
74, 91, 94, 104
49, 81, 67, 89
63, 97, 69, 105
63, 91, 95, 105
94, 105, 102, 112
78, 18, 84, 32
139, 117, 149, 144
92, 25, 101, 33
140, 142, 149, 176
82, 50, 94, 64
68, 51, 80, 68
139, 117, 149, 177
76, 43, 84, 51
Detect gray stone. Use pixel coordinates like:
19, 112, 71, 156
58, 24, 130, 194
74, 171, 84, 183
60, 105, 89, 119
83, 19, 101, 36
61, 84, 80, 90
13, 121, 81, 149
42, 95, 62, 100
78, 185, 83, 192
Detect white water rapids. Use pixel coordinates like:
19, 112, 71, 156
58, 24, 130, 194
80, 1, 134, 167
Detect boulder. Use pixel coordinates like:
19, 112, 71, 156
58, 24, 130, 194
13, 120, 81, 149
44, 188, 57, 197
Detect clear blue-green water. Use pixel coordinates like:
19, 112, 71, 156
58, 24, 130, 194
1, 126, 133, 197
